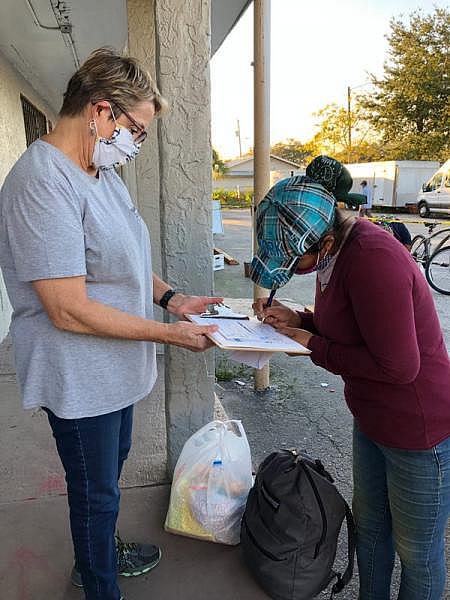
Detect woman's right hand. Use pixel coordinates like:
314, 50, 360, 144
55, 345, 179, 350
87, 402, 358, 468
165, 321, 218, 352
252, 297, 282, 317
252, 298, 302, 329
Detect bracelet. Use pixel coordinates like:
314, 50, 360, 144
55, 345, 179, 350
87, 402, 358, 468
159, 288, 177, 310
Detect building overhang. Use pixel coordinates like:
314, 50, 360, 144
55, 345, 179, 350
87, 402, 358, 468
211, 0, 252, 56
0, 0, 251, 113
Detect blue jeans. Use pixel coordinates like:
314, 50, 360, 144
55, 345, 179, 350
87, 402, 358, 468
353, 424, 450, 600
44, 405, 134, 600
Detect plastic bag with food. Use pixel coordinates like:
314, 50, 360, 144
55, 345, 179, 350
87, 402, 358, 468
164, 420, 252, 545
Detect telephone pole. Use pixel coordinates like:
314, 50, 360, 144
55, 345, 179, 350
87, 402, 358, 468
253, 0, 271, 391
347, 81, 371, 164
235, 119, 242, 158
347, 85, 351, 163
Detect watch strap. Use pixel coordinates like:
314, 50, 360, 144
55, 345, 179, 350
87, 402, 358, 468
159, 288, 177, 310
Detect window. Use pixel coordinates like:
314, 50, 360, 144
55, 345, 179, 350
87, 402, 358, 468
425, 173, 443, 192
20, 95, 48, 147
445, 172, 450, 189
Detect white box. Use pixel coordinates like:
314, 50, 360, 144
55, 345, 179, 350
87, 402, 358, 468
213, 254, 225, 271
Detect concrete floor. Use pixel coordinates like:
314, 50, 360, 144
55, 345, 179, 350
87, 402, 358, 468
0, 484, 268, 600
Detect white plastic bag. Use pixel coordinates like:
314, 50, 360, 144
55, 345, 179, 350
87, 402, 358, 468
164, 420, 252, 545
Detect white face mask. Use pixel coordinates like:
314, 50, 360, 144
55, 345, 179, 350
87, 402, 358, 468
91, 121, 141, 170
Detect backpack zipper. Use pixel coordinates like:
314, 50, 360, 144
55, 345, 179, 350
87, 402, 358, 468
260, 482, 280, 510
299, 462, 327, 558
242, 516, 285, 562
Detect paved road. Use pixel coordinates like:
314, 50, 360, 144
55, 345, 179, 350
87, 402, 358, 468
213, 209, 450, 599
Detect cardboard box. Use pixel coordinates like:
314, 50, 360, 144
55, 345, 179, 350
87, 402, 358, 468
213, 254, 225, 271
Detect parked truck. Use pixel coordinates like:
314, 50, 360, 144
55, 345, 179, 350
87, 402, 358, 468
344, 160, 440, 210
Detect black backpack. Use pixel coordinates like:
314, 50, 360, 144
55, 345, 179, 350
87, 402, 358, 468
241, 449, 356, 600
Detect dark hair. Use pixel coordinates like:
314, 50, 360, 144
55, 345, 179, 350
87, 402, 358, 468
361, 180, 367, 186
60, 47, 167, 117
305, 208, 347, 255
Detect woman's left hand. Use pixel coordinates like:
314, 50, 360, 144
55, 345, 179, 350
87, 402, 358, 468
167, 293, 224, 318
275, 325, 314, 349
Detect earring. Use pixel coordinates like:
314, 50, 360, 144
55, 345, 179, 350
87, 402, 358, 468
89, 120, 96, 135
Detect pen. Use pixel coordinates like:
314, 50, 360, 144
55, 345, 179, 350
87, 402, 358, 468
265, 289, 276, 308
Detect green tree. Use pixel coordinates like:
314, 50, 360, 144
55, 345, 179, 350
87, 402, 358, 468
270, 139, 311, 166
361, 8, 450, 161
308, 102, 382, 164
212, 148, 228, 179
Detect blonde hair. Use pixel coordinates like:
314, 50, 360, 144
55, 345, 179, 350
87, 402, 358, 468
60, 47, 168, 117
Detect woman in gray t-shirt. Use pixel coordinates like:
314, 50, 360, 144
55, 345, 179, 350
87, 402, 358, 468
0, 47, 220, 600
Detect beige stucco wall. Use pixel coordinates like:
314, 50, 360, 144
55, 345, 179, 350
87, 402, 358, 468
0, 51, 56, 342
126, 0, 215, 478
154, 0, 215, 472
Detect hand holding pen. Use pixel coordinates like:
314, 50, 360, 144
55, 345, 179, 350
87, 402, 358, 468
265, 289, 276, 308
252, 291, 277, 318
252, 292, 302, 329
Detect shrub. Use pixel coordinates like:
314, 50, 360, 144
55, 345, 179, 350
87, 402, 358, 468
213, 188, 253, 208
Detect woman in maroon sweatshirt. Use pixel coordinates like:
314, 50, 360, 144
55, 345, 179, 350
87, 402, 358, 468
252, 156, 450, 600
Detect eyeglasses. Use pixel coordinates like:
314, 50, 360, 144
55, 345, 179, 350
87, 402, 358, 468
112, 102, 148, 144
91, 100, 148, 144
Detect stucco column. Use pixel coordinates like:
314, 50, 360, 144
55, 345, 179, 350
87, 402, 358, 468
128, 0, 215, 475
155, 0, 214, 474
127, 0, 164, 327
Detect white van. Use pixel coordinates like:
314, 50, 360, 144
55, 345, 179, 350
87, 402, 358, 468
345, 160, 439, 209
416, 160, 450, 217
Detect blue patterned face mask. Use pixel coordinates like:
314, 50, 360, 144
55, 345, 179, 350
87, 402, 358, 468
295, 251, 332, 275
316, 252, 333, 271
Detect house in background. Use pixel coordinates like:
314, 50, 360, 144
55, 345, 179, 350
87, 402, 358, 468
213, 153, 303, 192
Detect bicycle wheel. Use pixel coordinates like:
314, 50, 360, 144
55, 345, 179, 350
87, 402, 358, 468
425, 246, 450, 295
410, 235, 427, 262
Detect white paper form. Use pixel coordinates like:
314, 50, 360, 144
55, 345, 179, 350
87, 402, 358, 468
187, 315, 311, 355
229, 350, 274, 369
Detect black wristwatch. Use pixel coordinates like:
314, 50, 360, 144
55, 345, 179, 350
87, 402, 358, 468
159, 288, 177, 310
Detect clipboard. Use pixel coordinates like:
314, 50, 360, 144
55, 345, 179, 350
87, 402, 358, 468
186, 314, 310, 355
199, 304, 249, 320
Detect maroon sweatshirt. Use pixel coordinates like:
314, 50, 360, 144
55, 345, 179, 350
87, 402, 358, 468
302, 218, 450, 449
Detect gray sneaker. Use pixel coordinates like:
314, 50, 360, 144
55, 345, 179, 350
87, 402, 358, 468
71, 535, 161, 587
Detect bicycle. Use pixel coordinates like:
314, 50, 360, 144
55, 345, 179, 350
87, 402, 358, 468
410, 222, 450, 295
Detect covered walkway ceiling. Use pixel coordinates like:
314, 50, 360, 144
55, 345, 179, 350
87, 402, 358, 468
0, 0, 251, 112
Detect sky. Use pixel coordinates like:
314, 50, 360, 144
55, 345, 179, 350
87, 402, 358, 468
210, 0, 448, 159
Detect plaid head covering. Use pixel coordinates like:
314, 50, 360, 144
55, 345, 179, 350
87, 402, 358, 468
306, 155, 366, 206
249, 176, 336, 290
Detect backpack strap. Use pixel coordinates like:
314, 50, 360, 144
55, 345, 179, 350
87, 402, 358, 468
330, 500, 356, 598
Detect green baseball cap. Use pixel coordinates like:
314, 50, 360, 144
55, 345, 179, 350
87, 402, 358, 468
306, 155, 366, 206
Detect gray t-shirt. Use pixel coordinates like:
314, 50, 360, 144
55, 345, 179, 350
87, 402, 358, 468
0, 139, 157, 418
